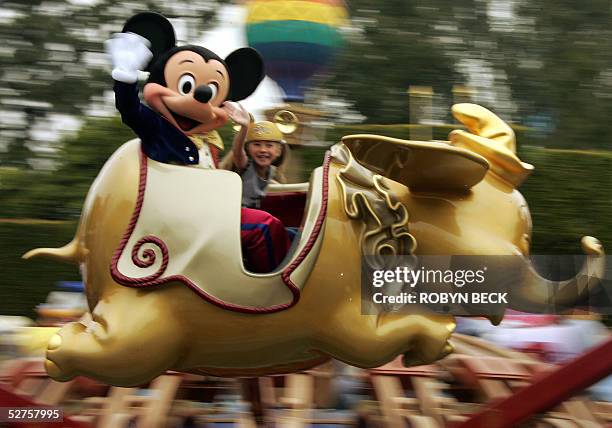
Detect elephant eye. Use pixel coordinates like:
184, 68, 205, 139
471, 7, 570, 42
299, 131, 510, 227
178, 74, 195, 95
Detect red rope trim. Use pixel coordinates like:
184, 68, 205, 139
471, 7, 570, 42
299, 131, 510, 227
281, 152, 331, 291
110, 147, 168, 286
109, 146, 330, 314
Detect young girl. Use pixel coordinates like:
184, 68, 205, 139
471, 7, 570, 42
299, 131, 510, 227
228, 105, 288, 208
224, 102, 290, 272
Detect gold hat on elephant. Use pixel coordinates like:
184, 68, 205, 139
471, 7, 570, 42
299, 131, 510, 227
245, 121, 285, 144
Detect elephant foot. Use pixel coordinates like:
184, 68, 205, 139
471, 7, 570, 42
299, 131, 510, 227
320, 305, 457, 369
399, 316, 455, 367
41, 302, 185, 386
402, 340, 454, 367
44, 322, 88, 382
45, 357, 74, 382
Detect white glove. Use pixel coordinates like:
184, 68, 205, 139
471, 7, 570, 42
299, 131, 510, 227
105, 32, 153, 84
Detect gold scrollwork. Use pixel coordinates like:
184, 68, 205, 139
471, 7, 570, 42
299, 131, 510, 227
331, 143, 416, 270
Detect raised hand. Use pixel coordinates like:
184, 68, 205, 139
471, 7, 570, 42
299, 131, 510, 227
105, 32, 153, 84
222, 101, 252, 128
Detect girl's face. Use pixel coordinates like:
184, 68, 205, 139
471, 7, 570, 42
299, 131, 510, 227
247, 141, 282, 168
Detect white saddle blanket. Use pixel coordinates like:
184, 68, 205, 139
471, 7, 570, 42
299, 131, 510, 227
110, 151, 327, 313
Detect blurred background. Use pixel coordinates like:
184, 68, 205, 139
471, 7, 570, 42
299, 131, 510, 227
0, 1, 611, 425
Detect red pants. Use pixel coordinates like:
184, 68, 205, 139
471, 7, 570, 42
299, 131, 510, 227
240, 208, 290, 273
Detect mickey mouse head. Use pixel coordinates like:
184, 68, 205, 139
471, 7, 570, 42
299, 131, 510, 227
120, 12, 264, 135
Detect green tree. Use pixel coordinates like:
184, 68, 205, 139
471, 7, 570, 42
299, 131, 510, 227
326, 0, 612, 152
0, 116, 133, 219
488, 0, 612, 149
326, 0, 492, 124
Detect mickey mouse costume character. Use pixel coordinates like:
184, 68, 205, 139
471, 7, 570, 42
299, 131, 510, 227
106, 12, 290, 273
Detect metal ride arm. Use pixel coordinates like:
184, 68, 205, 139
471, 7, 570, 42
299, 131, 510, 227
452, 337, 612, 428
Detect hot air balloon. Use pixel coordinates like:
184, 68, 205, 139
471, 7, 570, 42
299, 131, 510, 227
246, 0, 347, 103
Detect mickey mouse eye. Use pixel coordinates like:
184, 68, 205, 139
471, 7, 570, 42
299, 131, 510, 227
178, 74, 196, 95
207, 82, 218, 100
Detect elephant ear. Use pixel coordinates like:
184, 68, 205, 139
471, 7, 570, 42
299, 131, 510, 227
122, 12, 176, 61
341, 134, 490, 193
225, 48, 265, 101
449, 104, 534, 187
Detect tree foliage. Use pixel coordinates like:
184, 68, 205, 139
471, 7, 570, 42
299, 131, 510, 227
326, 0, 493, 124
490, 0, 612, 149
0, 116, 134, 219
326, 0, 612, 150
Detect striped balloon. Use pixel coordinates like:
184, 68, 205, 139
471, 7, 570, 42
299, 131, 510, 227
246, 0, 347, 102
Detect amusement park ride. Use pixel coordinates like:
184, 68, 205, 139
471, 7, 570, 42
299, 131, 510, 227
1, 4, 610, 427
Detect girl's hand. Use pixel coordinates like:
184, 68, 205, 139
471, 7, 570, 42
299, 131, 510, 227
223, 102, 251, 128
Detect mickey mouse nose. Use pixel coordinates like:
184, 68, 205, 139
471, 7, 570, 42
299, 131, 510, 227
193, 85, 213, 103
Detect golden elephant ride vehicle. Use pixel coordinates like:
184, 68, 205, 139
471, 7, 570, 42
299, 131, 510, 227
23, 104, 605, 387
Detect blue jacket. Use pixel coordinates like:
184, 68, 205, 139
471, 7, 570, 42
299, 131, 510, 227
114, 81, 199, 165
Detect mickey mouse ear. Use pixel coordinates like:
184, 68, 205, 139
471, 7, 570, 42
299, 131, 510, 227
122, 12, 176, 59
225, 48, 265, 101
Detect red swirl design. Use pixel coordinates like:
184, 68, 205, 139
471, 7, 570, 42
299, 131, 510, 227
131, 236, 168, 269
110, 148, 170, 287
114, 236, 169, 285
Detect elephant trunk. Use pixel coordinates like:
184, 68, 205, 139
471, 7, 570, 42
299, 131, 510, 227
508, 236, 605, 313
22, 238, 84, 265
